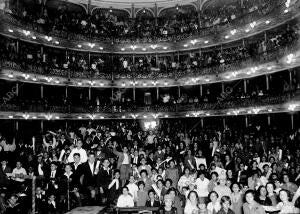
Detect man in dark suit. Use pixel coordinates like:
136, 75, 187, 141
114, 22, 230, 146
71, 153, 83, 187
35, 186, 47, 214
0, 159, 12, 188
96, 159, 112, 204
78, 153, 98, 205
46, 162, 60, 196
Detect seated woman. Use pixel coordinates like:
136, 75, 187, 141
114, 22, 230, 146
116, 186, 134, 208
256, 186, 272, 206
217, 196, 235, 214
243, 189, 266, 214
207, 191, 221, 214
263, 189, 300, 214
159, 194, 177, 214
184, 191, 199, 214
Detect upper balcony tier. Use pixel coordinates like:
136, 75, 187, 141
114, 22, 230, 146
0, 0, 299, 53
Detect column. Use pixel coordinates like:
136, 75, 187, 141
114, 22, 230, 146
289, 70, 293, 86
244, 79, 247, 94
155, 53, 158, 67
178, 86, 181, 98
41, 85, 44, 99
133, 87, 136, 102
15, 120, 19, 131
41, 121, 44, 132
245, 116, 248, 127
65, 121, 68, 130
16, 40, 19, 54
156, 87, 159, 101
266, 75, 269, 91
154, 3, 158, 26
88, 52, 91, 67
200, 85, 203, 97
131, 3, 135, 18
88, 87, 91, 101
16, 83, 19, 97
111, 88, 114, 103
221, 82, 225, 93
133, 54, 135, 64
291, 114, 294, 130
200, 118, 204, 128
264, 31, 267, 43
65, 86, 68, 99
267, 114, 271, 126
223, 117, 226, 129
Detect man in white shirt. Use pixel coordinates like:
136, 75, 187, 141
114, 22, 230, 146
12, 161, 27, 183
195, 171, 210, 199
127, 175, 138, 201
68, 140, 87, 163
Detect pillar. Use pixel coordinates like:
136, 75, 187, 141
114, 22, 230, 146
221, 82, 225, 93
16, 40, 19, 54
291, 114, 294, 130
133, 87, 136, 102
154, 3, 158, 26
88, 87, 91, 101
200, 85, 203, 97
131, 3, 135, 18
156, 87, 159, 101
267, 114, 271, 126
16, 83, 19, 97
200, 118, 204, 128
266, 75, 269, 91
41, 121, 44, 132
244, 79, 247, 94
41, 85, 43, 99
245, 116, 248, 127
133, 54, 135, 64
223, 117, 226, 129
65, 86, 68, 99
111, 88, 114, 103
15, 120, 19, 131
178, 86, 181, 98
289, 70, 293, 86
264, 31, 267, 43
65, 121, 68, 130
155, 53, 158, 67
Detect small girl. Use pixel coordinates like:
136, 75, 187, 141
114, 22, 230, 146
207, 191, 221, 214
217, 196, 234, 214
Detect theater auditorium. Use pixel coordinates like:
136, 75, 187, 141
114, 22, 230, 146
0, 0, 300, 213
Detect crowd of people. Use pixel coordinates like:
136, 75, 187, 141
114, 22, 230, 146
3, 0, 280, 43
0, 21, 298, 81
0, 119, 300, 214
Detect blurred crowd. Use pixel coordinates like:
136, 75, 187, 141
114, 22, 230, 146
0, 119, 300, 214
3, 0, 280, 43
0, 22, 298, 80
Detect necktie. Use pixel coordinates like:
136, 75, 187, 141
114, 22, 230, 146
51, 171, 55, 178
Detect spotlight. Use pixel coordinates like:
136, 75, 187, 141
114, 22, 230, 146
288, 104, 297, 111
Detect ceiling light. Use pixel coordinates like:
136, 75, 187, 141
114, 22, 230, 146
142, 48, 146, 51
130, 45, 136, 50
150, 45, 157, 49
32, 116, 37, 119
230, 29, 237, 35
78, 82, 82, 86
165, 115, 169, 118
23, 30, 30, 36
183, 44, 188, 47
45, 36, 52, 41
32, 77, 37, 81
265, 20, 270, 24
55, 80, 60, 84
8, 74, 13, 78
55, 116, 60, 119
8, 115, 13, 119
8, 29, 13, 33
225, 35, 229, 39
284, 9, 289, 13
99, 47, 103, 50
268, 109, 272, 112
88, 43, 95, 48
163, 47, 167, 50
121, 48, 125, 51
245, 29, 250, 33
288, 104, 297, 111
122, 115, 126, 119
205, 113, 210, 116
55, 41, 59, 44
204, 40, 209, 44
78, 116, 82, 119
77, 44, 82, 48
32, 36, 36, 39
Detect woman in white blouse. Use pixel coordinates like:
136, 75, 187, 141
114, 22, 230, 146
207, 191, 221, 214
116, 186, 134, 208
184, 191, 199, 214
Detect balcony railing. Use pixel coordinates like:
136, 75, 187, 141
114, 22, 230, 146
0, 93, 294, 115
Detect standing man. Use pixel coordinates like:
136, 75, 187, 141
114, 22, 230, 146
113, 142, 131, 186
